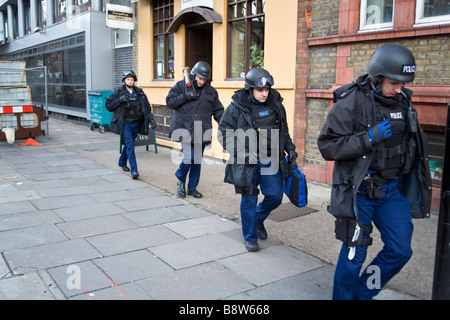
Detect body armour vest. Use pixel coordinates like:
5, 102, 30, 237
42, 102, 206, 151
252, 104, 278, 157
369, 93, 408, 179
124, 97, 143, 123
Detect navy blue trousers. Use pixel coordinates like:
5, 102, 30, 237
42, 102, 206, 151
333, 179, 413, 300
175, 143, 205, 192
240, 161, 283, 242
119, 122, 139, 174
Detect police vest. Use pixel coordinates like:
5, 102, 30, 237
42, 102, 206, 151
252, 104, 278, 157
124, 98, 143, 123
369, 95, 408, 179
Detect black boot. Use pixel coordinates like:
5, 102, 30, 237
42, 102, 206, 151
257, 222, 267, 240
177, 180, 186, 197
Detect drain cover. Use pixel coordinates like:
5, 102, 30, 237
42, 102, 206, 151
268, 203, 317, 222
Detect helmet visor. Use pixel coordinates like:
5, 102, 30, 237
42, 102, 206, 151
255, 76, 274, 88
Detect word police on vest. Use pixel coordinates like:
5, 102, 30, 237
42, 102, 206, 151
390, 112, 403, 119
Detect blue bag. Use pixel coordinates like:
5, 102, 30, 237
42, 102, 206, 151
283, 157, 308, 207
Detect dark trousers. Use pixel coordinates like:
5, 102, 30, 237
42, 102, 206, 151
119, 122, 139, 174
240, 160, 283, 242
175, 143, 206, 192
333, 178, 413, 300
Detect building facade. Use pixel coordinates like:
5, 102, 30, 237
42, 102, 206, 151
0, 0, 134, 119
134, 0, 299, 159
299, 0, 450, 211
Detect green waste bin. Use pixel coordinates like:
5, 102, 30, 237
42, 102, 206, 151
88, 90, 114, 133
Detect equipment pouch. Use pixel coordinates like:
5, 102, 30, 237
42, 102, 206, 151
363, 175, 383, 200
335, 218, 362, 246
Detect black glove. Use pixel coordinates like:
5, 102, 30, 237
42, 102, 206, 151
185, 90, 199, 100
119, 95, 130, 103
149, 119, 157, 129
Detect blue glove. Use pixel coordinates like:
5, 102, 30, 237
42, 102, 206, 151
368, 120, 392, 143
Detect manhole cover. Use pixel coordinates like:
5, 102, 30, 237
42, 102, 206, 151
268, 203, 318, 222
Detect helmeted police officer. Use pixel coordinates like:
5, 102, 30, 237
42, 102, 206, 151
166, 61, 224, 198
318, 44, 432, 299
106, 70, 156, 179
218, 68, 297, 252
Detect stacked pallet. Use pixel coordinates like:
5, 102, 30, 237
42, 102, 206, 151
0, 61, 44, 143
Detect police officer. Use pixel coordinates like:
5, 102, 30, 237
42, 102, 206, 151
166, 61, 224, 198
218, 68, 297, 252
106, 70, 156, 179
317, 44, 432, 299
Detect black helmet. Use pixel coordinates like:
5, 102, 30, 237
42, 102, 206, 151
244, 68, 274, 90
122, 70, 137, 82
367, 44, 415, 83
191, 61, 211, 80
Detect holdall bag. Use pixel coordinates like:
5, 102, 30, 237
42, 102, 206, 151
283, 157, 308, 207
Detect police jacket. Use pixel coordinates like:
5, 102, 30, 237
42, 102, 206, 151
166, 79, 224, 145
317, 74, 432, 219
105, 84, 154, 136
218, 88, 296, 194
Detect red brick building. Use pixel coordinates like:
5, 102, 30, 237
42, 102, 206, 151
295, 0, 450, 211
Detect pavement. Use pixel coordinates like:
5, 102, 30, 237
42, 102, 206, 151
0, 117, 439, 301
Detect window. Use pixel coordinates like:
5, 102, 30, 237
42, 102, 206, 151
55, 0, 66, 22
415, 0, 450, 26
427, 133, 445, 184
114, 29, 133, 48
153, 104, 175, 138
359, 0, 394, 32
227, 0, 265, 79
153, 0, 174, 80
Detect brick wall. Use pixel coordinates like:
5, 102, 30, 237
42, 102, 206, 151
347, 38, 450, 86
310, 0, 339, 37
111, 0, 136, 88
305, 98, 329, 168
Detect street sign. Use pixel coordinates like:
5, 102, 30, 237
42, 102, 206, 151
106, 4, 134, 30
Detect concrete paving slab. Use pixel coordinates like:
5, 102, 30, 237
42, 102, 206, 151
0, 271, 57, 300
0, 200, 36, 215
0, 224, 67, 251
226, 266, 334, 300
86, 225, 185, 256
69, 282, 154, 300
92, 250, 173, 284
56, 214, 138, 239
163, 215, 241, 239
114, 195, 183, 211
31, 194, 99, 210
54, 202, 125, 222
0, 210, 63, 232
122, 207, 187, 227
219, 245, 324, 286
149, 233, 247, 269
137, 262, 255, 300
86, 189, 140, 203
168, 203, 217, 219
0, 189, 40, 203
47, 261, 114, 298
4, 238, 101, 274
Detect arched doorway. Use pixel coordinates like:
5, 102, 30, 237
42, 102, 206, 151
167, 7, 222, 76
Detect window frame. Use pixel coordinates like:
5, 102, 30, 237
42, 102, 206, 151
152, 0, 174, 80
415, 0, 450, 27
227, 0, 265, 80
359, 0, 394, 32
114, 29, 133, 49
